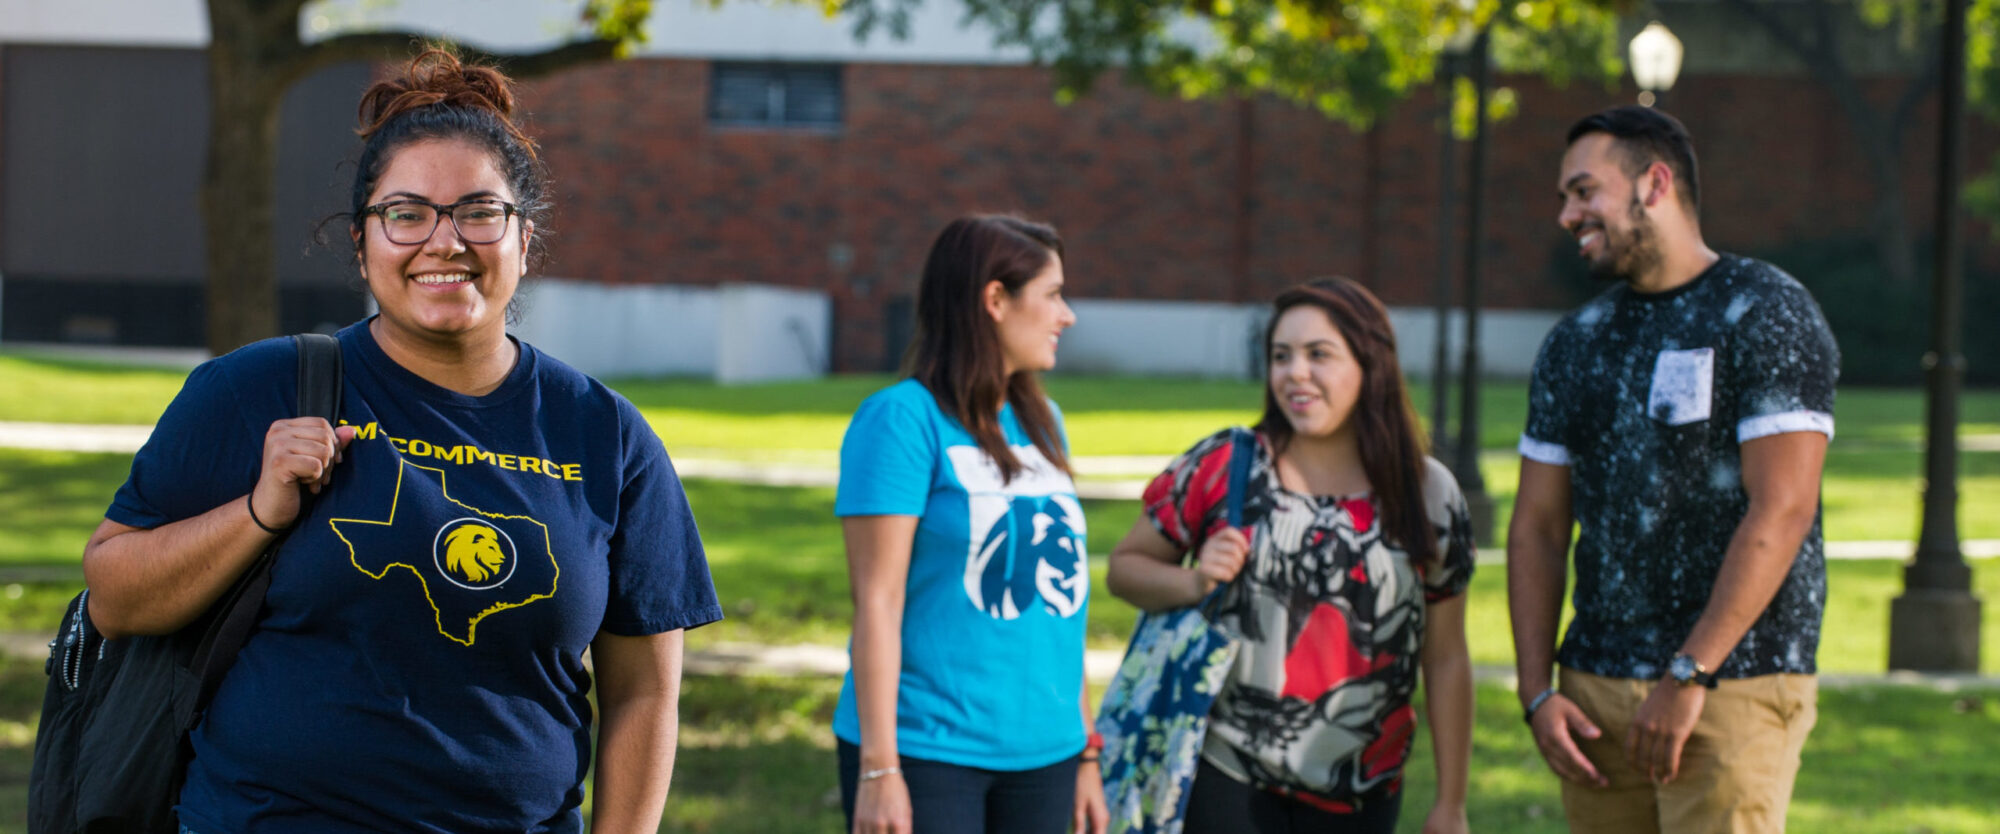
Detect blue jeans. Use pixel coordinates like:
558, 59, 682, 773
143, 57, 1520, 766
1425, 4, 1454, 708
838, 739, 1079, 833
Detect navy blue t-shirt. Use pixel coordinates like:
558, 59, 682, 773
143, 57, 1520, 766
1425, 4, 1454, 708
107, 320, 722, 833
1519, 255, 1837, 680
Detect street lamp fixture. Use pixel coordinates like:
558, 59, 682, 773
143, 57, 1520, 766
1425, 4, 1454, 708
1629, 21, 1684, 107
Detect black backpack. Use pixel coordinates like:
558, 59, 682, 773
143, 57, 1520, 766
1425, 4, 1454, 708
28, 333, 343, 834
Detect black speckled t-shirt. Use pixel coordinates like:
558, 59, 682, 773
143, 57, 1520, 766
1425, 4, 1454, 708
1520, 254, 1839, 679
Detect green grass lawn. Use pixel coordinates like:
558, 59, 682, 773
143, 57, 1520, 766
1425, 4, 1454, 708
3, 359, 2000, 831
4, 349, 1997, 545
0, 353, 193, 425
5, 450, 1999, 674
8, 348, 1994, 453
0, 657, 1990, 834
657, 674, 2000, 834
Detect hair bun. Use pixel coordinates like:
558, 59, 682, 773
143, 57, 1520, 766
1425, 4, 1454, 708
356, 47, 531, 153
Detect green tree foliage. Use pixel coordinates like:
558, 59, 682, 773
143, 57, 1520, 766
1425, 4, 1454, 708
864, 0, 1632, 127
1958, 0, 2000, 229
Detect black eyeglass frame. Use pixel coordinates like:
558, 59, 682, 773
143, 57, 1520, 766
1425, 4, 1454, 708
359, 198, 524, 246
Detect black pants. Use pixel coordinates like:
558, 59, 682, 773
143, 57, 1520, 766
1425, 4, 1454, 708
837, 739, 1078, 834
1182, 759, 1402, 834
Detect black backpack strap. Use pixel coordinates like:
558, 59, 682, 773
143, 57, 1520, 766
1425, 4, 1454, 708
178, 333, 343, 728
294, 332, 343, 423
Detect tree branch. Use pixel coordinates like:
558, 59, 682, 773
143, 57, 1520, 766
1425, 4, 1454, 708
1892, 31, 1943, 136
1722, 0, 1824, 67
1730, 0, 1895, 149
283, 31, 622, 86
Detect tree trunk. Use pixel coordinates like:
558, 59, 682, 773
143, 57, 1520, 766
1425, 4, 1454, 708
1871, 162, 1921, 286
1724, 0, 1929, 286
202, 56, 287, 355
202, 0, 296, 355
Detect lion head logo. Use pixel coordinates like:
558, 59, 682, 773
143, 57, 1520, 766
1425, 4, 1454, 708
433, 518, 516, 589
965, 495, 1086, 620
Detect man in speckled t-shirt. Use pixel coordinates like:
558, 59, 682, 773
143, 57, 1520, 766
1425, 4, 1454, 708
1507, 106, 1839, 834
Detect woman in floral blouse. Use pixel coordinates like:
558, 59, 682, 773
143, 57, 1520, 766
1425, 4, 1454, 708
1104, 278, 1476, 834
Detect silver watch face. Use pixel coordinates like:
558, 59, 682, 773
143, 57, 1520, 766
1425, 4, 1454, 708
1669, 654, 1697, 681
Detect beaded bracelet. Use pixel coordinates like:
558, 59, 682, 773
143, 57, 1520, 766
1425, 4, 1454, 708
1522, 687, 1559, 726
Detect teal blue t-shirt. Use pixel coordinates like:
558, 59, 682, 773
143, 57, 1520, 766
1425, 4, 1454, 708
833, 379, 1089, 770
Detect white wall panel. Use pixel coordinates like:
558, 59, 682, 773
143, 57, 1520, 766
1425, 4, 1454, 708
716, 283, 830, 384
509, 278, 717, 378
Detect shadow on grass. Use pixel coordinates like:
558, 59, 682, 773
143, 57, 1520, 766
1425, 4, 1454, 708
0, 654, 46, 833
0, 449, 128, 573
1788, 687, 2000, 833
686, 481, 851, 646
0, 664, 1995, 832
664, 675, 845, 834
1399, 682, 2000, 834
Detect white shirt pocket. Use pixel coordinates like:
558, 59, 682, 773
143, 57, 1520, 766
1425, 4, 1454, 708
1648, 347, 1714, 426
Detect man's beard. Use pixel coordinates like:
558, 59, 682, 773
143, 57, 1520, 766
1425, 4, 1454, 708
1587, 195, 1663, 284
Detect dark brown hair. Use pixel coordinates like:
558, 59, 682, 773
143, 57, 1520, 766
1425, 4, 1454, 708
906, 214, 1070, 483
1253, 278, 1438, 568
1567, 105, 1701, 215
348, 47, 550, 265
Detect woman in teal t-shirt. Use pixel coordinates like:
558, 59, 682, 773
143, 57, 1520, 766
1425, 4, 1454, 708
834, 215, 1108, 833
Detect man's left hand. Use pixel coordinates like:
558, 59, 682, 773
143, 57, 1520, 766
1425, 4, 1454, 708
1626, 679, 1706, 783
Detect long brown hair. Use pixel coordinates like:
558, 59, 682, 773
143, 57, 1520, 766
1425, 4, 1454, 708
906, 214, 1071, 483
1253, 278, 1438, 568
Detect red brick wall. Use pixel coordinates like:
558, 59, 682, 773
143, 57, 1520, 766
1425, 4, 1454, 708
517, 58, 1996, 371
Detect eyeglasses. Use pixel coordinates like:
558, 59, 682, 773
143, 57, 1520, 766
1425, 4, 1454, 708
361, 198, 521, 246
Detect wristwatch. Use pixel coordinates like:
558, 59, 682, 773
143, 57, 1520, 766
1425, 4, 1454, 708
1667, 653, 1719, 689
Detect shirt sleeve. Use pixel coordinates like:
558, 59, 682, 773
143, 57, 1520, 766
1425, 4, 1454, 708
1140, 429, 1238, 554
1419, 459, 1477, 603
834, 385, 936, 517
106, 354, 273, 529
1727, 284, 1840, 443
600, 404, 723, 635
1518, 325, 1575, 466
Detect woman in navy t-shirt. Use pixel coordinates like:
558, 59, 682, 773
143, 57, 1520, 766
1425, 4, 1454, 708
81, 49, 720, 833
835, 215, 1108, 833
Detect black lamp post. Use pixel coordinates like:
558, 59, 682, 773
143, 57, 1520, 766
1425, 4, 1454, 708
1889, 0, 1981, 672
1452, 26, 1495, 544
1432, 48, 1460, 455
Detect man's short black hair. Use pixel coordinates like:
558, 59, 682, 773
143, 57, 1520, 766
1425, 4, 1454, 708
1566, 106, 1700, 214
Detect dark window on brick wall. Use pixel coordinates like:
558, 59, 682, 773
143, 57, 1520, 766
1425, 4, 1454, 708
708, 63, 842, 128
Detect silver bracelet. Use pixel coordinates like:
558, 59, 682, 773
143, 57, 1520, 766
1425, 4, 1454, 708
1522, 687, 1559, 725
859, 766, 902, 782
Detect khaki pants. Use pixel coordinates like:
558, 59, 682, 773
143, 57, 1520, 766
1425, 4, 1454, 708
1558, 668, 1817, 834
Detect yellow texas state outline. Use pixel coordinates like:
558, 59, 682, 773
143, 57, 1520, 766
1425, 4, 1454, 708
328, 459, 559, 646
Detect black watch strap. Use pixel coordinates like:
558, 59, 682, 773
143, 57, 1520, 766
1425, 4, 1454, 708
1670, 653, 1720, 689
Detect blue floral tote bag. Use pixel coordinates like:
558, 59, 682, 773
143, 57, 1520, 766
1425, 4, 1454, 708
1095, 429, 1254, 834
